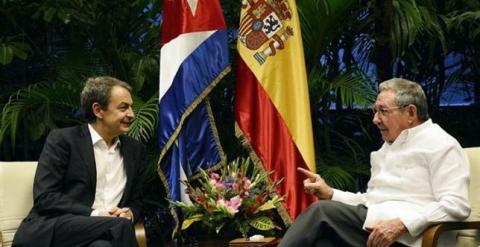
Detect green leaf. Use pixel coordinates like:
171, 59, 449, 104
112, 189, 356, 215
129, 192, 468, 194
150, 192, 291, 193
215, 222, 225, 234
57, 9, 71, 23
128, 92, 158, 142
254, 202, 275, 213
248, 216, 274, 231
131, 59, 146, 93
181, 214, 203, 230
317, 165, 355, 190
12, 42, 31, 51
0, 44, 14, 65
43, 8, 56, 22
11, 43, 29, 60
0, 80, 82, 148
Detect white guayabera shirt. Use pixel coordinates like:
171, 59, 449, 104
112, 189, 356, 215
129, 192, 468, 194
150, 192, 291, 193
332, 119, 470, 247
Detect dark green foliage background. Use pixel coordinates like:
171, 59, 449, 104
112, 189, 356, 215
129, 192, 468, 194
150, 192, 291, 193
1, 0, 479, 244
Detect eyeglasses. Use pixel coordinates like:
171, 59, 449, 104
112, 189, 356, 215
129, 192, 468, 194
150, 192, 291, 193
371, 106, 405, 116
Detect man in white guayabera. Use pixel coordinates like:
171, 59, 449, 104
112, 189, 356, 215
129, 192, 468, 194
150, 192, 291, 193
279, 78, 470, 247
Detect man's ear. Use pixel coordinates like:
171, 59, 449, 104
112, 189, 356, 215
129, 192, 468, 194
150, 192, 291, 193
92, 102, 103, 119
407, 104, 418, 123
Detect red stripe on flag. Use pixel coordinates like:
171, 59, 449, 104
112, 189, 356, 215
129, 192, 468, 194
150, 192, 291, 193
161, 0, 226, 44
235, 58, 317, 219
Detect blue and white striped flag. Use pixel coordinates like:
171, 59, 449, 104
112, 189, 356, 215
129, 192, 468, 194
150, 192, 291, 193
157, 0, 230, 234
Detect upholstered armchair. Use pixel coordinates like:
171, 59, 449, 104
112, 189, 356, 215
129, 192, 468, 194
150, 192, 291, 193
0, 162, 147, 247
422, 147, 480, 247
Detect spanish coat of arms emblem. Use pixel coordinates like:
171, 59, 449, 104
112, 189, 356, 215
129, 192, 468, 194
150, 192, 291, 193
239, 0, 294, 65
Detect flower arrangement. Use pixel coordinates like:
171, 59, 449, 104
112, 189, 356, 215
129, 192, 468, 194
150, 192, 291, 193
173, 158, 284, 239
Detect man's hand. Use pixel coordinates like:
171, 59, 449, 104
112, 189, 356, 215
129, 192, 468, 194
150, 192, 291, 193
297, 167, 333, 200
365, 218, 407, 247
109, 207, 133, 221
98, 210, 115, 217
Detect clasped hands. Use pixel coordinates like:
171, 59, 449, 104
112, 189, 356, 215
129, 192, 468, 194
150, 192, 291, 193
98, 207, 133, 221
298, 167, 407, 247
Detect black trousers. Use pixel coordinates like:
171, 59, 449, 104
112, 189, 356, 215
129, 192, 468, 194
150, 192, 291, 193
278, 201, 408, 247
51, 215, 138, 247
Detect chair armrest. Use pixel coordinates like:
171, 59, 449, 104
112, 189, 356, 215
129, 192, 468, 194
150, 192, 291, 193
421, 221, 480, 247
135, 222, 147, 247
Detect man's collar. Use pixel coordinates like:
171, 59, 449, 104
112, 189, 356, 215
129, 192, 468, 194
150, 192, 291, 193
87, 124, 121, 148
390, 119, 432, 145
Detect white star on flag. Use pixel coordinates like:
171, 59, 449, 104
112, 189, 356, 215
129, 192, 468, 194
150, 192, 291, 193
187, 0, 199, 16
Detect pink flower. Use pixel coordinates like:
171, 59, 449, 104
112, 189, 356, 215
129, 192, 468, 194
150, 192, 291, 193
210, 172, 220, 180
209, 178, 216, 186
243, 178, 251, 190
217, 199, 227, 206
216, 199, 233, 214
214, 181, 225, 190
232, 183, 240, 191
229, 195, 243, 210
209, 178, 225, 190
217, 196, 243, 215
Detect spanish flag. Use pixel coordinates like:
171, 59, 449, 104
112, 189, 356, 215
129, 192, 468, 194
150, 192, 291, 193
235, 0, 316, 222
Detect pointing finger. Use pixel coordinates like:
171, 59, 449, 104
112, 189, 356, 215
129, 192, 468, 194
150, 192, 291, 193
297, 167, 317, 179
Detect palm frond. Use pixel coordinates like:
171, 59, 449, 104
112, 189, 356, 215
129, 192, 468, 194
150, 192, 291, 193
317, 165, 355, 190
297, 0, 357, 71
308, 67, 376, 109
352, 33, 375, 73
392, 0, 421, 56
392, 0, 445, 58
445, 10, 480, 41
128, 91, 159, 143
330, 71, 376, 108
0, 80, 82, 146
130, 55, 159, 94
393, 0, 419, 57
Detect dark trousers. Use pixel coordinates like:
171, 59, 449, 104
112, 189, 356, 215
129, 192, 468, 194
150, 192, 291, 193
278, 201, 408, 247
51, 215, 138, 247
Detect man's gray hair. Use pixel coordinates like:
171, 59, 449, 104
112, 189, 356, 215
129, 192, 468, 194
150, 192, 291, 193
379, 78, 429, 121
80, 76, 132, 122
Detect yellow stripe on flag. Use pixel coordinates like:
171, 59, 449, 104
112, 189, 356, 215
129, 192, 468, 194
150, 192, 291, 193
237, 0, 315, 172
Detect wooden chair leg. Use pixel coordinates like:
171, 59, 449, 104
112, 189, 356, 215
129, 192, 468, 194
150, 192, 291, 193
135, 222, 147, 247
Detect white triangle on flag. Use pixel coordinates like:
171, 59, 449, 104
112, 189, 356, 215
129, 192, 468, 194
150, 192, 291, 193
187, 0, 199, 16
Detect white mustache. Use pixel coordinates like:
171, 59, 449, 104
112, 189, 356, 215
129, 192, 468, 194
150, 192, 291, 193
377, 125, 387, 130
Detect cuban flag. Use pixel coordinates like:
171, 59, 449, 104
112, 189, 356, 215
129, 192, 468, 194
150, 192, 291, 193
158, 0, 230, 233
